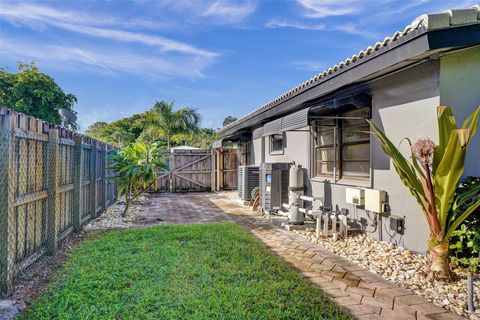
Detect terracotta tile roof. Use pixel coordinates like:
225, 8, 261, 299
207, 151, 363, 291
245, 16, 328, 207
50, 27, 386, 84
220, 6, 480, 134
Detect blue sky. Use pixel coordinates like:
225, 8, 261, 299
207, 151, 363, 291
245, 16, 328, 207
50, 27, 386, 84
0, 0, 477, 130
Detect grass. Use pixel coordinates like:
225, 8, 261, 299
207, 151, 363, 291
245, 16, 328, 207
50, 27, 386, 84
22, 223, 352, 320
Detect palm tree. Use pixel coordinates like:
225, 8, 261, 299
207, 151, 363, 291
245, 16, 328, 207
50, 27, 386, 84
141, 101, 201, 149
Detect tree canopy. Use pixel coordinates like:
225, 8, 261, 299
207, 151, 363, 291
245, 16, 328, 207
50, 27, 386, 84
140, 101, 201, 149
0, 62, 78, 128
223, 115, 237, 127
85, 101, 217, 149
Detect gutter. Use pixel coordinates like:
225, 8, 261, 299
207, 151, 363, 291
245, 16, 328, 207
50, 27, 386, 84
219, 22, 480, 139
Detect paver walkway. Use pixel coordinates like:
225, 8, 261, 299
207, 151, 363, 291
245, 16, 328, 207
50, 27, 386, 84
141, 192, 463, 320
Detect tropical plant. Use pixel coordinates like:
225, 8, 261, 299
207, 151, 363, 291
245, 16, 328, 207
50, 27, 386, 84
368, 106, 480, 278
223, 115, 237, 127
84, 121, 108, 140
0, 62, 78, 129
101, 113, 145, 147
108, 142, 168, 216
176, 128, 218, 149
449, 176, 480, 311
141, 101, 201, 148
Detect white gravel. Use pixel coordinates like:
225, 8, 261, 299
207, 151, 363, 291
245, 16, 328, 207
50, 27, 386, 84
84, 196, 145, 230
293, 228, 479, 319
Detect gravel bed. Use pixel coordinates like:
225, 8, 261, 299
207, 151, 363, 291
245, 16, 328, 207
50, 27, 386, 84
84, 196, 145, 230
293, 228, 479, 319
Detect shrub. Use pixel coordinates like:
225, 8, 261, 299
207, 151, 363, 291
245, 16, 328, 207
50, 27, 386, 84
108, 142, 168, 216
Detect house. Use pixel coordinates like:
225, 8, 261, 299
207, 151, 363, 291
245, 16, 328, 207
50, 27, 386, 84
170, 145, 201, 152
216, 7, 480, 253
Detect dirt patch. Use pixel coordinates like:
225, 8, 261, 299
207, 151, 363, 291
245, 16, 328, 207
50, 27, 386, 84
0, 231, 89, 314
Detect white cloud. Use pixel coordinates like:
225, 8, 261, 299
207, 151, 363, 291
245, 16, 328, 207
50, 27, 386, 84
266, 20, 325, 30
54, 22, 217, 58
0, 37, 212, 79
132, 0, 256, 25
0, 3, 219, 79
0, 3, 217, 58
202, 1, 256, 23
330, 23, 381, 39
291, 60, 325, 71
296, 0, 363, 18
0, 3, 169, 30
265, 19, 379, 39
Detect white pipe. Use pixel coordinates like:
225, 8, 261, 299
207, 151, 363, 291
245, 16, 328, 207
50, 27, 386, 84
299, 195, 323, 202
338, 214, 347, 238
316, 217, 321, 239
323, 215, 329, 236
330, 214, 337, 236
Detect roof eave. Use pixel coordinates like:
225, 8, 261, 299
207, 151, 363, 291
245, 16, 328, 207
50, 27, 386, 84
219, 23, 480, 139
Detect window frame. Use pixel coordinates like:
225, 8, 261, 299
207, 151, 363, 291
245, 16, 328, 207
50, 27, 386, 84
313, 108, 371, 182
269, 133, 284, 155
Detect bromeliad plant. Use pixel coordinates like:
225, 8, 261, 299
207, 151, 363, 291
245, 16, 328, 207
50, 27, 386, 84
368, 106, 480, 278
108, 142, 168, 216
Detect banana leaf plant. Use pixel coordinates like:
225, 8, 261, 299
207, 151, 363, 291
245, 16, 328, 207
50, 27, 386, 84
108, 142, 169, 216
367, 106, 480, 279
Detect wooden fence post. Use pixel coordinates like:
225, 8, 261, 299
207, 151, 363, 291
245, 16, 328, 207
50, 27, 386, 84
100, 143, 106, 213
211, 149, 216, 191
90, 140, 97, 218
46, 126, 59, 255
104, 145, 109, 208
215, 149, 221, 191
169, 150, 174, 193
219, 148, 224, 191
72, 135, 82, 232
0, 113, 15, 292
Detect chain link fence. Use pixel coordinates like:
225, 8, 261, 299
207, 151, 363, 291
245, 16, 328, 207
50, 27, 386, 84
0, 106, 118, 293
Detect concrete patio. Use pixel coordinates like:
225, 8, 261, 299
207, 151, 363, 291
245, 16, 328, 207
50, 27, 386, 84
137, 192, 463, 320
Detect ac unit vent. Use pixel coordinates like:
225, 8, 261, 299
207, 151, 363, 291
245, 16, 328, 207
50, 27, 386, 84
281, 108, 308, 132
238, 165, 259, 201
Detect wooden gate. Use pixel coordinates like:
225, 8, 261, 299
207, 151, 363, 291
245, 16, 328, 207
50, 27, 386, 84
212, 148, 238, 191
156, 149, 212, 193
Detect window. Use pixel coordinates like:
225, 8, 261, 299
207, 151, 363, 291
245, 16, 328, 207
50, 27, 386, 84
314, 108, 370, 180
270, 133, 284, 154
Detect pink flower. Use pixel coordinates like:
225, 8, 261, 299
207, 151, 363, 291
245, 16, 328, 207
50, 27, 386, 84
412, 138, 436, 166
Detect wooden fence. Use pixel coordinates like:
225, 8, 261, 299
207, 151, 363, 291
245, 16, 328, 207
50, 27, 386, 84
212, 148, 238, 191
156, 149, 213, 192
0, 107, 117, 293
155, 148, 239, 193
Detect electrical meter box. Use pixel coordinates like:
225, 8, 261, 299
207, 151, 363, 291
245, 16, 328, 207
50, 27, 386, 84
345, 188, 365, 206
364, 189, 387, 213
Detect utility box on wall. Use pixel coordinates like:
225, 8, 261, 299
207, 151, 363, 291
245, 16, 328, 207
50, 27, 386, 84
364, 189, 387, 213
345, 188, 365, 206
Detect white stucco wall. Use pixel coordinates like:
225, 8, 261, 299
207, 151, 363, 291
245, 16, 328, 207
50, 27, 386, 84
250, 52, 478, 253
439, 46, 480, 177
252, 137, 263, 165
309, 60, 441, 252
263, 129, 310, 168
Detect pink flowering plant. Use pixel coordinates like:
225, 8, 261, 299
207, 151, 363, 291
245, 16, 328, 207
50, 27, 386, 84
368, 106, 480, 279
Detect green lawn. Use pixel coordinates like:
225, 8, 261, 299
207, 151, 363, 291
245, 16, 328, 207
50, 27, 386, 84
22, 223, 351, 320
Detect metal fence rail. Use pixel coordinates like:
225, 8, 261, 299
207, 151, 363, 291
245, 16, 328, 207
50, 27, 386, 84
0, 106, 118, 293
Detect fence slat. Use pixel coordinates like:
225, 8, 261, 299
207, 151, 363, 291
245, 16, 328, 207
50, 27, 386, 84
0, 114, 16, 292
90, 140, 97, 217
72, 135, 82, 232
46, 127, 59, 255
0, 108, 118, 293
